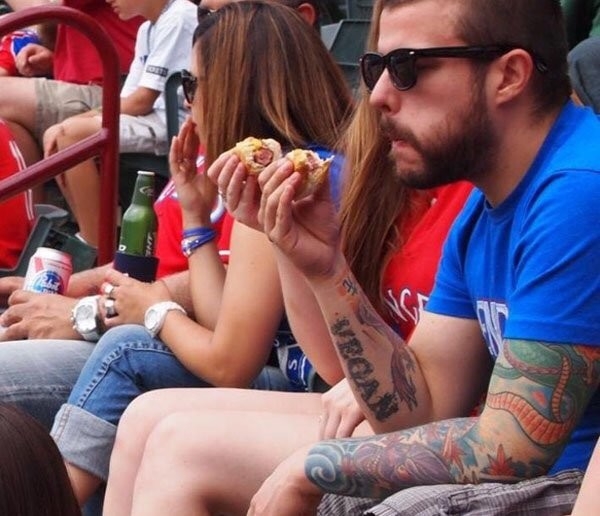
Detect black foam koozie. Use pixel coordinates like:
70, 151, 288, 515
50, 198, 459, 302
113, 252, 159, 283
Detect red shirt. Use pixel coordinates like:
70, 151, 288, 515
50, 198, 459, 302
0, 120, 34, 268
54, 0, 142, 84
382, 181, 473, 339
153, 152, 232, 279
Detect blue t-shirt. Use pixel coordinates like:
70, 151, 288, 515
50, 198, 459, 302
427, 101, 600, 473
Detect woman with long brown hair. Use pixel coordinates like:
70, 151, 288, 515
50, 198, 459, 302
47, 0, 353, 508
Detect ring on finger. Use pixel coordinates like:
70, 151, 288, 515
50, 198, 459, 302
105, 298, 117, 318
102, 283, 116, 298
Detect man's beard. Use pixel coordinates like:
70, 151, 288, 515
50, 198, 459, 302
380, 83, 497, 189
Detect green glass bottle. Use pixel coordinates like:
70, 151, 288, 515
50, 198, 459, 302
118, 171, 157, 257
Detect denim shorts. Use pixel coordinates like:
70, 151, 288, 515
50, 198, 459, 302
50, 324, 299, 480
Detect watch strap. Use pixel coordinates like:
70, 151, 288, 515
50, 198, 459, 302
144, 301, 186, 338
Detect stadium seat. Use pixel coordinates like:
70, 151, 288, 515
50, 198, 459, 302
0, 204, 97, 278
322, 19, 370, 95
118, 71, 183, 207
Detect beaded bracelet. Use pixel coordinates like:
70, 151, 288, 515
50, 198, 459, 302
182, 226, 215, 240
181, 229, 217, 258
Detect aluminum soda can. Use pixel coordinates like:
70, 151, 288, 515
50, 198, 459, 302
23, 247, 72, 294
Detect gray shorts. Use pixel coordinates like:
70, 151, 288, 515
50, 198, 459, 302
35, 78, 168, 156
317, 469, 583, 516
34, 78, 102, 142
119, 111, 168, 156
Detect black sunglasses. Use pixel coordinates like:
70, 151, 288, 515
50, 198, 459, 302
359, 45, 548, 92
181, 69, 198, 104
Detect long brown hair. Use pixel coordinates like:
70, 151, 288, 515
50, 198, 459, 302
339, 0, 428, 315
0, 403, 81, 516
194, 1, 353, 166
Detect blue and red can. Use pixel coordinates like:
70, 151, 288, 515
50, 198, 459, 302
23, 247, 72, 294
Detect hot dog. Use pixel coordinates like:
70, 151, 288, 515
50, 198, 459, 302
231, 137, 282, 175
284, 148, 333, 199
231, 137, 332, 199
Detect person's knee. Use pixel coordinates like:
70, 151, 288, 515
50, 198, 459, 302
138, 413, 250, 513
143, 412, 192, 458
58, 116, 99, 145
139, 414, 221, 503
142, 413, 225, 481
110, 403, 146, 471
115, 392, 161, 447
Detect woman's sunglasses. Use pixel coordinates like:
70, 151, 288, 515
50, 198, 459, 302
359, 45, 548, 92
182, 5, 217, 104
181, 69, 198, 104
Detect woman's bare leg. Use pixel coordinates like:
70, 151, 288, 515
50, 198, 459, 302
65, 463, 102, 506
130, 409, 324, 516
103, 388, 322, 516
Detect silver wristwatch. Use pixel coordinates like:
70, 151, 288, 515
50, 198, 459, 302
144, 301, 186, 338
71, 295, 102, 342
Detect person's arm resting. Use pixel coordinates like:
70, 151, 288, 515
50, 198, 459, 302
310, 255, 491, 433
120, 86, 160, 117
304, 338, 600, 498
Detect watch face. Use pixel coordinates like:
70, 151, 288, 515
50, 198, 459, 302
76, 304, 94, 320
146, 309, 160, 331
75, 303, 96, 334
80, 318, 95, 333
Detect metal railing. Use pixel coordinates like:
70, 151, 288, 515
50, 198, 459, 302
0, 5, 120, 264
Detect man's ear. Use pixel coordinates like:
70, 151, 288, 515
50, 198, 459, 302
295, 2, 318, 27
489, 49, 535, 106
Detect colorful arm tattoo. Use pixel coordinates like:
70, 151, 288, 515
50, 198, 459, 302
306, 339, 600, 499
489, 340, 600, 450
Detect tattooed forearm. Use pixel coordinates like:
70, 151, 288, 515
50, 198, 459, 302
339, 274, 395, 338
308, 326, 600, 499
305, 417, 535, 499
332, 316, 399, 420
305, 420, 466, 498
391, 344, 417, 410
330, 273, 419, 421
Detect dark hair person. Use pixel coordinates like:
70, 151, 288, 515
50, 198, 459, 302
0, 403, 80, 516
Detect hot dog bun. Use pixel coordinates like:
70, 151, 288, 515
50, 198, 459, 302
231, 137, 282, 175
285, 149, 333, 199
